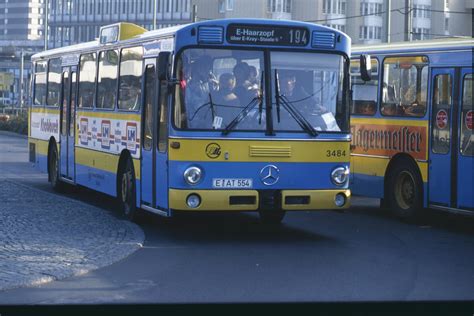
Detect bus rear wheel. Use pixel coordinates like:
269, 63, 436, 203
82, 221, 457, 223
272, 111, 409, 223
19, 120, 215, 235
48, 145, 63, 192
118, 158, 139, 221
387, 162, 423, 220
259, 209, 286, 225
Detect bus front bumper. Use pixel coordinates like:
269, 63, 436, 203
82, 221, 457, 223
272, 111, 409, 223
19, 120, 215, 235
169, 189, 351, 211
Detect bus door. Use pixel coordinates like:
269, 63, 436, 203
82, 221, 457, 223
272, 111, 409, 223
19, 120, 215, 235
456, 68, 473, 210
140, 59, 169, 213
428, 68, 460, 208
59, 67, 76, 180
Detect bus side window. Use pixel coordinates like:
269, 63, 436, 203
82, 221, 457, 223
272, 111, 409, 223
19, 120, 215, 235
46, 58, 61, 107
431, 74, 452, 154
143, 65, 156, 151
381, 56, 428, 117
97, 50, 118, 109
33, 61, 47, 106
157, 71, 168, 153
460, 74, 473, 156
78, 53, 97, 108
118, 46, 143, 111
350, 58, 378, 116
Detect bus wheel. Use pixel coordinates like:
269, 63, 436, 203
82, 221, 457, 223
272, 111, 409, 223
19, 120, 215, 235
259, 210, 286, 224
48, 145, 63, 192
387, 162, 423, 219
118, 158, 138, 221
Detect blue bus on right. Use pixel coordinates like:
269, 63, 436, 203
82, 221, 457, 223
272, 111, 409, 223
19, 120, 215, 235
350, 38, 473, 219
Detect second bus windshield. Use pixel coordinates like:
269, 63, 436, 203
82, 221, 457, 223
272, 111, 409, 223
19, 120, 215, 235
174, 48, 347, 133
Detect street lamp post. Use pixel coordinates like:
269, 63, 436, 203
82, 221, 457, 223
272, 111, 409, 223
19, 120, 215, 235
19, 48, 24, 108
153, 0, 157, 30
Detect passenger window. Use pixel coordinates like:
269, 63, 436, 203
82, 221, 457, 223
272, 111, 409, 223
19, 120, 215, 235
78, 53, 97, 108
97, 50, 118, 109
431, 74, 452, 154
350, 58, 378, 116
381, 56, 428, 117
143, 65, 156, 151
70, 72, 77, 136
33, 61, 47, 106
61, 72, 70, 137
460, 74, 473, 156
47, 58, 61, 107
158, 76, 168, 153
118, 47, 143, 111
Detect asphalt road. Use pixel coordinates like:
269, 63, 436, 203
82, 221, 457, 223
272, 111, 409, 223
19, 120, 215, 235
0, 131, 473, 305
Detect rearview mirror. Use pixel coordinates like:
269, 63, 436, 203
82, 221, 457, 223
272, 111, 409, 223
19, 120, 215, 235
360, 54, 372, 82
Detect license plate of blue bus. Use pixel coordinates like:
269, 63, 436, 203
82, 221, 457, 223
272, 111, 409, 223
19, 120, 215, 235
212, 178, 253, 189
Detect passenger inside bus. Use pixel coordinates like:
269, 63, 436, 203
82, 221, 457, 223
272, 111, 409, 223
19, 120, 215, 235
233, 62, 258, 104
185, 56, 218, 127
213, 73, 239, 107
279, 71, 327, 114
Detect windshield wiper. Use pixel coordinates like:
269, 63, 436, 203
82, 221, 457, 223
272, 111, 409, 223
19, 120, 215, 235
274, 69, 318, 137
222, 96, 260, 135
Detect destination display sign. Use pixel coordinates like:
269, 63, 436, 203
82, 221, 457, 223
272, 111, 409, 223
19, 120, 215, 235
226, 24, 309, 46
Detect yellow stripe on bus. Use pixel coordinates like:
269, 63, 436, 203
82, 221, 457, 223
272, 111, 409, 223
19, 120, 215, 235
351, 155, 428, 182
76, 110, 141, 121
29, 138, 50, 155
75, 147, 141, 180
168, 138, 351, 162
30, 107, 60, 115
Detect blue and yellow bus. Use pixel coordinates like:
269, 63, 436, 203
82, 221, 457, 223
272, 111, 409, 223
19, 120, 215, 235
29, 19, 353, 223
350, 38, 473, 218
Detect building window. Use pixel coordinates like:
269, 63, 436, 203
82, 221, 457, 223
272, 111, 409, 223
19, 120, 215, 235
359, 25, 382, 40
218, 0, 225, 13
226, 0, 234, 11
445, 18, 449, 31
284, 0, 291, 13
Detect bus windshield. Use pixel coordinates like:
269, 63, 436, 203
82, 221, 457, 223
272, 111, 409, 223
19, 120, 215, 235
271, 51, 345, 133
174, 48, 347, 133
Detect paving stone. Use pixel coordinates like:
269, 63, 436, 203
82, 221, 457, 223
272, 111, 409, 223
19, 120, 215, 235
0, 180, 145, 291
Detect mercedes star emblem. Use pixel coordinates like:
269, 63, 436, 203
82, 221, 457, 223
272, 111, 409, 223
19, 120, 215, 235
260, 165, 280, 186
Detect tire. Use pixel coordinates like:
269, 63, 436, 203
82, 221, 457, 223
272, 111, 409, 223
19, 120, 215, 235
118, 157, 139, 221
259, 209, 286, 225
386, 160, 423, 220
48, 145, 63, 192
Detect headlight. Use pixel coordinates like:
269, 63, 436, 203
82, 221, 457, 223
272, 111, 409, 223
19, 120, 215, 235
183, 166, 202, 185
186, 194, 201, 208
331, 166, 349, 186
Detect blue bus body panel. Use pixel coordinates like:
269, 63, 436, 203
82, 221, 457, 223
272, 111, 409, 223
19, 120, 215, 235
141, 149, 153, 204
457, 157, 474, 209
456, 67, 473, 209
169, 161, 349, 190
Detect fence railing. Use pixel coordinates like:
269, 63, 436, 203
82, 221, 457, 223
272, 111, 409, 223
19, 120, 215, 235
0, 107, 28, 117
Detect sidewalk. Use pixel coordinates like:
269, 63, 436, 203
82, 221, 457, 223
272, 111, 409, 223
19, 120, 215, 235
0, 180, 144, 291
